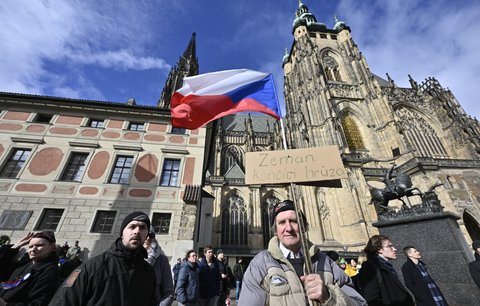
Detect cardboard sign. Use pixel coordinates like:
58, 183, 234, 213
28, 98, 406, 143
245, 146, 347, 185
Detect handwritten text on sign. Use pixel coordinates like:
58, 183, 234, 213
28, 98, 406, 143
245, 146, 347, 185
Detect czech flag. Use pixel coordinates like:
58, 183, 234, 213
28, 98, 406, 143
170, 69, 281, 129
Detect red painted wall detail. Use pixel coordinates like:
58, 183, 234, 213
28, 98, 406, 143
124, 132, 140, 140
189, 138, 198, 145
182, 157, 195, 185
0, 144, 4, 158
28, 147, 63, 176
3, 111, 31, 121
102, 131, 121, 139
147, 123, 167, 132
49, 127, 77, 135
79, 186, 99, 195
15, 183, 48, 193
55, 115, 83, 125
107, 120, 124, 129
0, 123, 23, 131
144, 135, 165, 142
169, 136, 184, 144
129, 189, 153, 198
88, 151, 110, 179
81, 129, 99, 137
190, 129, 199, 135
134, 154, 158, 182
26, 125, 46, 133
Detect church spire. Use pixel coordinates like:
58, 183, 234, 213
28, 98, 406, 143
292, 0, 326, 34
157, 32, 199, 108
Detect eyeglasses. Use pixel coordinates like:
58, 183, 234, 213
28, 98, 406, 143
190, 254, 198, 258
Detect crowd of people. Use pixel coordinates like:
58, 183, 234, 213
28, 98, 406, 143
174, 246, 245, 306
0, 203, 479, 305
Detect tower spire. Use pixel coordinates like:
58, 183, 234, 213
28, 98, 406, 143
157, 32, 199, 108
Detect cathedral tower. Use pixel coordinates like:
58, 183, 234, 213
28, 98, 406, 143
282, 1, 480, 249
157, 32, 199, 108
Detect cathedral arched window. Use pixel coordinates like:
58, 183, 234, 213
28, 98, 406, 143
341, 115, 365, 150
222, 145, 244, 174
221, 191, 248, 246
261, 194, 280, 248
395, 108, 448, 158
323, 56, 342, 82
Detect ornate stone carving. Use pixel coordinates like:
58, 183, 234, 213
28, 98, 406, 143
328, 83, 359, 99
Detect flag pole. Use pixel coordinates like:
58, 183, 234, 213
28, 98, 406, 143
270, 74, 314, 276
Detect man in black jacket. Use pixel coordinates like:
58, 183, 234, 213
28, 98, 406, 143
49, 211, 156, 306
401, 246, 447, 306
469, 240, 480, 289
216, 249, 229, 306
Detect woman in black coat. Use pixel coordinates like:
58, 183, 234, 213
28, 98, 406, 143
176, 250, 200, 306
0, 231, 59, 306
357, 235, 414, 306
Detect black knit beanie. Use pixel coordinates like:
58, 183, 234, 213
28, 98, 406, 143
120, 211, 150, 236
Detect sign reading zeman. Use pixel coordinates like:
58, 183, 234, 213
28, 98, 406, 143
245, 146, 347, 185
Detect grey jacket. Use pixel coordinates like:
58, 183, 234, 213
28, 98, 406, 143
238, 237, 366, 306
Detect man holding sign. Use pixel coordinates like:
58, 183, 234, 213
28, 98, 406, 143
238, 200, 366, 306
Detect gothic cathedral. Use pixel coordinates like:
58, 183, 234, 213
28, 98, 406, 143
201, 2, 480, 258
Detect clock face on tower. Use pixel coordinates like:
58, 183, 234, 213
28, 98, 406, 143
324, 56, 337, 68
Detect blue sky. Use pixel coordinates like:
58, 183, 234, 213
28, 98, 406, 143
1, 0, 479, 118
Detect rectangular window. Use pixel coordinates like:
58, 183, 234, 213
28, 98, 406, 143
160, 159, 180, 187
61, 152, 89, 182
35, 208, 64, 231
88, 119, 104, 128
0, 148, 31, 178
152, 213, 172, 235
109, 155, 133, 184
320, 33, 327, 39
128, 122, 144, 131
34, 114, 53, 123
330, 34, 337, 40
91, 210, 117, 233
171, 127, 186, 134
392, 147, 401, 157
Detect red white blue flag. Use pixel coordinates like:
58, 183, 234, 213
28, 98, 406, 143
170, 69, 281, 129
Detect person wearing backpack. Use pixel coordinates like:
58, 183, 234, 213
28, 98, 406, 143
357, 235, 414, 306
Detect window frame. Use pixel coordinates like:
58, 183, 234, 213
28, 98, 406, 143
90, 210, 117, 233
108, 154, 135, 184
151, 212, 172, 235
128, 122, 145, 131
35, 208, 64, 231
171, 127, 186, 135
33, 113, 54, 124
0, 147, 32, 178
159, 158, 182, 187
88, 118, 105, 128
60, 152, 90, 182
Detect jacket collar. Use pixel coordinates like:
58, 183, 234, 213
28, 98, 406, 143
106, 238, 148, 263
268, 236, 319, 264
